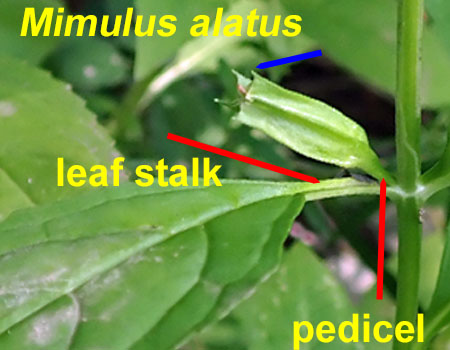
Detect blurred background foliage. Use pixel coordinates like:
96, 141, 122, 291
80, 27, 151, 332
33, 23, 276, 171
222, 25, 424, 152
1, 0, 449, 348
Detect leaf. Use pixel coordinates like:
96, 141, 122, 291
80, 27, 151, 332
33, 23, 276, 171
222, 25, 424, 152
427, 0, 450, 54
234, 72, 393, 183
421, 111, 449, 169
0, 169, 33, 222
0, 0, 62, 64
0, 178, 382, 348
47, 37, 129, 91
388, 231, 446, 309
418, 233, 446, 309
425, 224, 450, 342
181, 316, 246, 350
0, 56, 122, 220
0, 296, 80, 350
430, 326, 450, 350
422, 124, 450, 199
279, 0, 450, 108
0, 181, 306, 349
231, 243, 359, 349
358, 288, 396, 350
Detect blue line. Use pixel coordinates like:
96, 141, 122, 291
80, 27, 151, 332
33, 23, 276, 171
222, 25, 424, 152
257, 50, 323, 69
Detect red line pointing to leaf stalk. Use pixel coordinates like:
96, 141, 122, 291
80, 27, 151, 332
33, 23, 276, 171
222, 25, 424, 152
167, 133, 320, 184
377, 178, 387, 300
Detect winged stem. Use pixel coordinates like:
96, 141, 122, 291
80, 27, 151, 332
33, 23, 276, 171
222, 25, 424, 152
393, 0, 424, 349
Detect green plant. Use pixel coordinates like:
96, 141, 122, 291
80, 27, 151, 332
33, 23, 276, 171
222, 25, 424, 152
0, 0, 449, 349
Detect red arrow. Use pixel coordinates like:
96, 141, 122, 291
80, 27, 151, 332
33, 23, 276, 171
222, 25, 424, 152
377, 179, 387, 300
167, 133, 320, 184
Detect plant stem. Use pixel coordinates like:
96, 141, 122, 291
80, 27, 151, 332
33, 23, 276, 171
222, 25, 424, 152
394, 0, 424, 349
109, 71, 159, 144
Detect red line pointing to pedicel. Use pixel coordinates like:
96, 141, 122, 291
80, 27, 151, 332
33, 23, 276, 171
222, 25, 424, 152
377, 178, 387, 300
167, 133, 320, 184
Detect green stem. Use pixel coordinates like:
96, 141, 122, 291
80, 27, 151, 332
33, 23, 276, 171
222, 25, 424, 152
394, 0, 424, 349
395, 198, 422, 350
110, 71, 159, 144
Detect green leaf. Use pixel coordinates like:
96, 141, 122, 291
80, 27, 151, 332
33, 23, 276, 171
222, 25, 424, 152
0, 0, 62, 64
0, 181, 305, 349
418, 233, 447, 309
279, 0, 450, 108
388, 231, 446, 310
430, 326, 450, 350
234, 73, 393, 183
422, 123, 450, 200
425, 224, 450, 342
47, 37, 129, 91
0, 296, 80, 350
0, 170, 33, 222
427, 0, 450, 54
231, 243, 358, 349
0, 57, 122, 220
182, 316, 246, 350
0, 177, 383, 348
421, 111, 449, 169
358, 288, 395, 350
